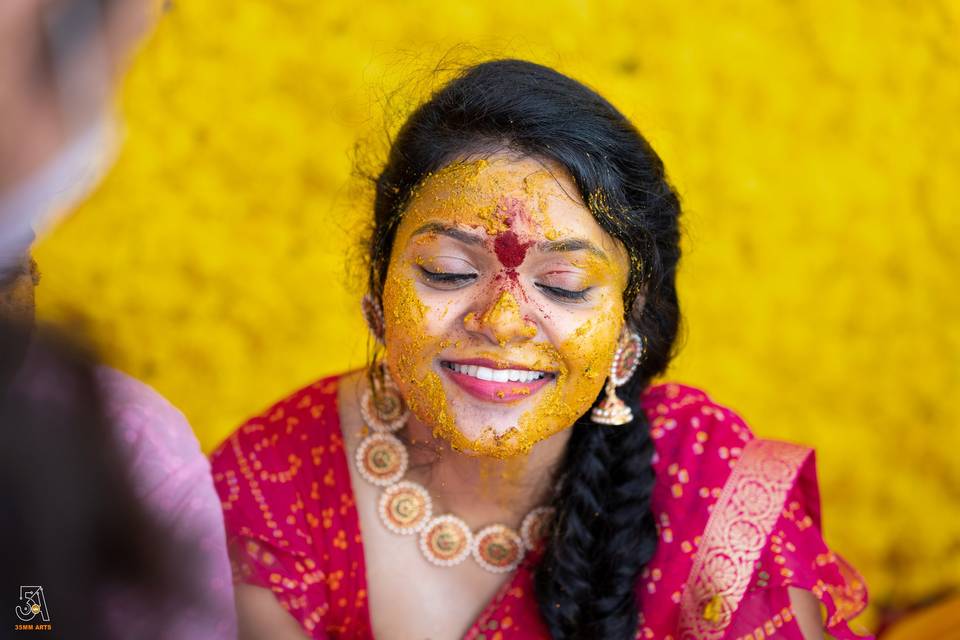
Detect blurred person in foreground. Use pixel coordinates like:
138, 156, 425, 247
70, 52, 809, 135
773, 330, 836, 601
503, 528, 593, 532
0, 0, 236, 637
1, 325, 197, 639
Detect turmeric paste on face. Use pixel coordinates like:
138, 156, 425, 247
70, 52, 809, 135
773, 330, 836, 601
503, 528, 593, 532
382, 155, 628, 459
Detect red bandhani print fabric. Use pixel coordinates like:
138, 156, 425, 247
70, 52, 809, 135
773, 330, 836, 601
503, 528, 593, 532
210, 376, 872, 639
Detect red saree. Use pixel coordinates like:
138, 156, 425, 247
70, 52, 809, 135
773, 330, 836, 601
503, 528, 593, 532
210, 375, 872, 639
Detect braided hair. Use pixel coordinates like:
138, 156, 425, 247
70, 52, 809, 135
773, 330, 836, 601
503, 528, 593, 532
365, 59, 682, 639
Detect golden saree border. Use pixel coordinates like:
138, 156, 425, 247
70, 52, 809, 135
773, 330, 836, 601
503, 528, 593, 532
678, 438, 813, 640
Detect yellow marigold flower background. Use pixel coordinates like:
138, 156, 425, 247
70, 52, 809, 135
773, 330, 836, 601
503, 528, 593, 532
34, 0, 959, 625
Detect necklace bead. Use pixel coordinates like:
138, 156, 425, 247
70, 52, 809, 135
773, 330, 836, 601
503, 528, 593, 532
472, 524, 524, 573
378, 480, 432, 535
360, 386, 408, 433
355, 433, 408, 486
519, 505, 555, 552
419, 515, 473, 567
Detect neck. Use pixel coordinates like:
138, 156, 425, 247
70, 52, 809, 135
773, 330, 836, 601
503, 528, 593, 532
403, 415, 571, 529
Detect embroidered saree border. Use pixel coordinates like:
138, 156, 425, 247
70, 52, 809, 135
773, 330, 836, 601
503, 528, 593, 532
678, 438, 813, 639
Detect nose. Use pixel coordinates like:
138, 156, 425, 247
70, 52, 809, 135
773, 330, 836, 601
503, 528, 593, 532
464, 290, 538, 347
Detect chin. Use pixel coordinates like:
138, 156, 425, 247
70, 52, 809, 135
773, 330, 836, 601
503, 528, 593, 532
437, 413, 562, 460
450, 426, 530, 458
445, 392, 529, 433
400, 367, 566, 459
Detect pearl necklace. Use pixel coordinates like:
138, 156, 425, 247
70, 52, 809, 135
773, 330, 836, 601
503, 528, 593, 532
354, 377, 554, 573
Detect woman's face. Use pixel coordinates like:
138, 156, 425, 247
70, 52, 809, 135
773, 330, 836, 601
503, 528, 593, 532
381, 154, 630, 458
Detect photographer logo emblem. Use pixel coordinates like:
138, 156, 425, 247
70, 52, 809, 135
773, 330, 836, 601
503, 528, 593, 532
14, 586, 52, 632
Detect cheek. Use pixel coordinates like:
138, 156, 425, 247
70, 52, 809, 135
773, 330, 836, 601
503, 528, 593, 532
382, 267, 464, 385
383, 269, 461, 340
381, 267, 463, 446
508, 296, 624, 451
382, 270, 430, 357
557, 294, 625, 384
562, 319, 620, 383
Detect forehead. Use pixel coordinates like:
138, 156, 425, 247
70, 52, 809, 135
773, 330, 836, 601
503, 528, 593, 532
399, 154, 613, 246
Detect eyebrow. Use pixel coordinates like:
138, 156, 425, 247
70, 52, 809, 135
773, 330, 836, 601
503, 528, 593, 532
411, 222, 610, 261
411, 222, 485, 246
535, 238, 609, 261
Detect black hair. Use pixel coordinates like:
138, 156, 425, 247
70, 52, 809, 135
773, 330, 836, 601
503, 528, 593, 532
366, 59, 682, 639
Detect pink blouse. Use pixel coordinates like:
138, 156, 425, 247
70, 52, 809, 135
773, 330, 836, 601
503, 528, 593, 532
210, 375, 871, 639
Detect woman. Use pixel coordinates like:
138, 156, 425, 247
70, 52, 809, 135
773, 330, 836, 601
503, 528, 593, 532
210, 59, 870, 639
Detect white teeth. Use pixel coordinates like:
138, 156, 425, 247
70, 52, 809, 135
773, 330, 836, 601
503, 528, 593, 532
447, 362, 546, 383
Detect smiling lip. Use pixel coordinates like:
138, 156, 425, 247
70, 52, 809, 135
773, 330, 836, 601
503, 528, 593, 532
440, 358, 555, 403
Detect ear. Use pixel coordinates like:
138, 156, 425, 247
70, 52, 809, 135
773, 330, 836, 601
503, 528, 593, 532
626, 285, 647, 329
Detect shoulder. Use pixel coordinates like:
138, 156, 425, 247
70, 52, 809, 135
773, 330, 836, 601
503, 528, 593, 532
95, 367, 239, 638
96, 366, 192, 440
638, 382, 758, 564
209, 374, 342, 476
95, 366, 209, 492
636, 383, 815, 635
208, 373, 365, 628
208, 374, 346, 551
640, 382, 755, 491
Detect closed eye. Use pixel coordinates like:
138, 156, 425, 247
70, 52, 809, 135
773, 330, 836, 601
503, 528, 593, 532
418, 266, 478, 287
535, 283, 591, 302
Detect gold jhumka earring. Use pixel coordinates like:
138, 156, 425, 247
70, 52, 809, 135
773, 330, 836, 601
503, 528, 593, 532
591, 331, 644, 425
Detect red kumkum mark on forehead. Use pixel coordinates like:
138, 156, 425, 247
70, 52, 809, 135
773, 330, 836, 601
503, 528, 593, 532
492, 195, 533, 268
494, 230, 531, 269
492, 196, 533, 290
